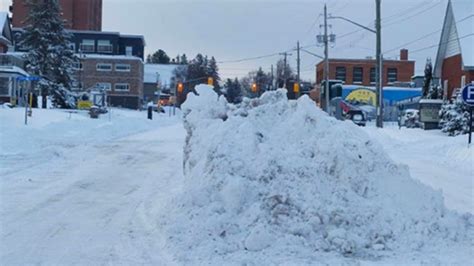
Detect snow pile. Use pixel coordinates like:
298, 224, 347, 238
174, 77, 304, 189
161, 85, 473, 263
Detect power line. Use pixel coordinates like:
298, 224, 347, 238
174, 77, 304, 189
383, 14, 474, 55
410, 33, 474, 54
383, 1, 443, 28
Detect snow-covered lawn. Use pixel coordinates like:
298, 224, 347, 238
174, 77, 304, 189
0, 102, 472, 265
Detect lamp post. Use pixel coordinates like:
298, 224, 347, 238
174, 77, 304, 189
328, 0, 383, 128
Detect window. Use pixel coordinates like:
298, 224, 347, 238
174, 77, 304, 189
0, 77, 9, 95
370, 68, 376, 84
73, 62, 83, 70
97, 40, 112, 53
126, 46, 133, 56
80, 39, 95, 53
71, 81, 83, 90
387, 68, 398, 83
96, 82, 112, 91
353, 67, 363, 84
114, 83, 130, 91
115, 64, 131, 72
335, 67, 346, 82
96, 63, 112, 71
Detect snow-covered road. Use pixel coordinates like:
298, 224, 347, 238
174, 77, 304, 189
1, 109, 184, 264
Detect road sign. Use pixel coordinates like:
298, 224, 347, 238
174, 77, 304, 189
461, 84, 474, 145
16, 76, 40, 82
461, 84, 474, 106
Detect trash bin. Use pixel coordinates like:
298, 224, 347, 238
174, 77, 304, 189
89, 106, 100, 119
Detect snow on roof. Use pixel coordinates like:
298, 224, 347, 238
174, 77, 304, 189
144, 64, 181, 85
80, 54, 143, 61
0, 66, 29, 76
0, 12, 7, 29
0, 12, 12, 45
451, 0, 474, 67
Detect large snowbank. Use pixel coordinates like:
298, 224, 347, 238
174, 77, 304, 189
160, 85, 473, 264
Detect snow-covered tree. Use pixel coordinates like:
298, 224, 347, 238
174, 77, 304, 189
20, 0, 77, 108
439, 95, 471, 136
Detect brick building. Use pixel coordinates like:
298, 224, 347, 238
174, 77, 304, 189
433, 0, 474, 99
74, 55, 144, 109
13, 29, 146, 109
316, 49, 415, 87
10, 0, 102, 31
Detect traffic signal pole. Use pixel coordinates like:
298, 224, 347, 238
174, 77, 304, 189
375, 0, 383, 128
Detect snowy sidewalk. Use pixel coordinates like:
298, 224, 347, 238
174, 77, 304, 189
362, 124, 473, 214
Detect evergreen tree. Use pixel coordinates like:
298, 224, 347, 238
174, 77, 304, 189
422, 58, 432, 98
208, 56, 221, 93
224, 78, 242, 104
439, 95, 470, 136
20, 0, 77, 108
147, 49, 170, 64
180, 54, 188, 65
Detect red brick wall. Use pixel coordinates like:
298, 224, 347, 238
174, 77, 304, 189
73, 57, 143, 99
11, 0, 102, 31
316, 59, 414, 87
441, 54, 464, 98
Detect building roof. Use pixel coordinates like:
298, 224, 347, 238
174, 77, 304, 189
0, 65, 29, 76
434, 0, 474, 76
80, 54, 143, 61
144, 64, 183, 85
0, 12, 12, 46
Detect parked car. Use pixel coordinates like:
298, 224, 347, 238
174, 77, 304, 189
346, 109, 367, 127
399, 109, 420, 128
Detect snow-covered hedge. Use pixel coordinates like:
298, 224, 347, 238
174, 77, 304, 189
161, 85, 473, 264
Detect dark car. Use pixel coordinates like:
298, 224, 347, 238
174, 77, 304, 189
346, 110, 367, 127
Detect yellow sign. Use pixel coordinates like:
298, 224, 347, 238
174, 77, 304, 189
293, 83, 300, 93
346, 88, 376, 105
207, 77, 213, 85
77, 100, 93, 109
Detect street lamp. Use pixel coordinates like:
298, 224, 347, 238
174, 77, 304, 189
328, 0, 383, 128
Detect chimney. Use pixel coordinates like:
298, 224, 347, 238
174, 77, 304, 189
400, 49, 408, 60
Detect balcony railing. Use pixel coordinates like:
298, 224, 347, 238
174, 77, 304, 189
97, 45, 113, 53
79, 44, 95, 53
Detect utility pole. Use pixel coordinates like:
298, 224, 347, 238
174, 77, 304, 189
270, 64, 274, 90
324, 4, 330, 112
280, 52, 291, 89
375, 0, 383, 128
296, 41, 301, 84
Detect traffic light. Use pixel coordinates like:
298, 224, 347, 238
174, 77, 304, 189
251, 83, 258, 93
293, 82, 300, 93
208, 77, 213, 85
177, 82, 184, 94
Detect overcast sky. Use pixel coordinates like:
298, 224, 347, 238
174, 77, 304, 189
2, 0, 473, 81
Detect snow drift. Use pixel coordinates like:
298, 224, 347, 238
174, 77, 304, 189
160, 85, 473, 264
